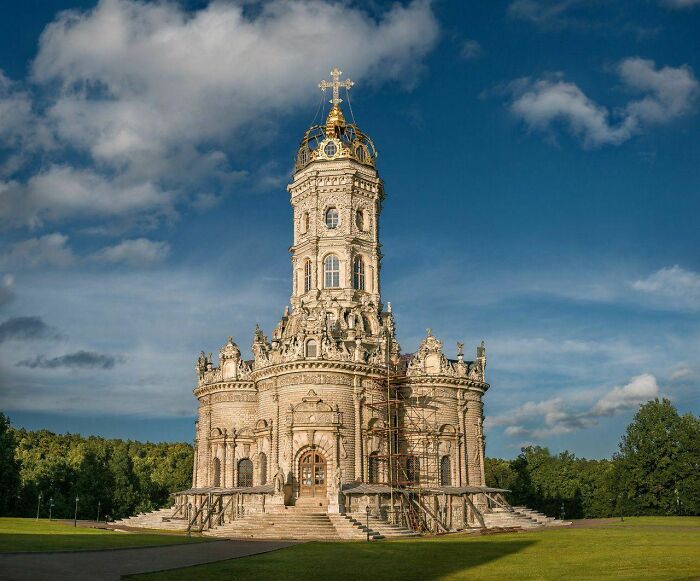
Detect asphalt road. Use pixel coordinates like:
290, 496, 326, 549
0, 539, 297, 580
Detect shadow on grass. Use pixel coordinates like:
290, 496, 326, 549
126, 537, 539, 581
0, 533, 203, 553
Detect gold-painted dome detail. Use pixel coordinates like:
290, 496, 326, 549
295, 68, 377, 171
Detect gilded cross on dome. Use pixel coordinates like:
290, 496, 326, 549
319, 68, 354, 107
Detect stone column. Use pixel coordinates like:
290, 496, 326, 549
231, 438, 238, 487
457, 392, 468, 485
464, 393, 482, 487
286, 422, 294, 481
353, 390, 363, 481
273, 391, 280, 466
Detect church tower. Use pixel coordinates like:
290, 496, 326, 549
289, 68, 382, 313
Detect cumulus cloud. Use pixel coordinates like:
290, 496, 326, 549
0, 165, 172, 229
592, 373, 660, 416
0, 0, 439, 230
0, 316, 59, 343
507, 0, 586, 30
460, 40, 483, 61
662, 0, 700, 7
509, 58, 699, 148
631, 265, 700, 310
0, 72, 54, 177
88, 238, 170, 266
0, 233, 75, 268
17, 350, 124, 370
0, 274, 15, 308
491, 373, 661, 440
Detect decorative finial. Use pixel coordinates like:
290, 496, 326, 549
319, 67, 354, 108
457, 342, 464, 357
426, 328, 433, 336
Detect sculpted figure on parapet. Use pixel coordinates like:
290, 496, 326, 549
273, 465, 285, 494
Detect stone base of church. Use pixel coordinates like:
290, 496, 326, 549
170, 484, 514, 533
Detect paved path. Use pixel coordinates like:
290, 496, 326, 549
0, 539, 297, 581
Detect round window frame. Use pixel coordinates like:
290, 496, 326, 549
323, 140, 338, 158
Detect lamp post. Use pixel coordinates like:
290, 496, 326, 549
365, 505, 370, 542
36, 493, 43, 521
618, 493, 624, 522
49, 497, 54, 521
560, 502, 565, 522
96, 500, 101, 523
74, 496, 79, 527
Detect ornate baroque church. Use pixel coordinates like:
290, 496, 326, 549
175, 69, 501, 531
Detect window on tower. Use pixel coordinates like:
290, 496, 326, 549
324, 254, 340, 288
324, 141, 337, 157
325, 207, 339, 229
304, 259, 312, 292
306, 339, 318, 358
301, 211, 310, 234
353, 256, 365, 290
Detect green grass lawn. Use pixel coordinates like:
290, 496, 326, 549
0, 518, 208, 553
127, 517, 700, 581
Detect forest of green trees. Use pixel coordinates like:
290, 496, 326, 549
0, 398, 698, 520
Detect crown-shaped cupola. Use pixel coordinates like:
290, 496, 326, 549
295, 68, 377, 171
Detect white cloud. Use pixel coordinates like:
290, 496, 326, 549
490, 373, 661, 440
460, 40, 483, 61
88, 238, 170, 266
631, 265, 700, 310
0, 72, 54, 177
0, 165, 172, 228
0, 233, 75, 267
509, 58, 698, 148
662, 0, 700, 7
592, 373, 660, 416
0, 0, 439, 230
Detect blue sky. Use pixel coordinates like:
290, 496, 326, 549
0, 0, 698, 459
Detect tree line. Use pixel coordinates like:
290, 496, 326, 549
485, 399, 700, 518
0, 398, 698, 520
0, 416, 192, 520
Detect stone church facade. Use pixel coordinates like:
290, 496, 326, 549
179, 70, 497, 529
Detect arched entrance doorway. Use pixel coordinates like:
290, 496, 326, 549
298, 450, 326, 498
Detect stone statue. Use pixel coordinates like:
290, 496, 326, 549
273, 465, 285, 494
333, 465, 343, 489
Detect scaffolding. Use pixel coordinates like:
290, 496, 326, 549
360, 334, 451, 532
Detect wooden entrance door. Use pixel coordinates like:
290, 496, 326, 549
299, 450, 326, 497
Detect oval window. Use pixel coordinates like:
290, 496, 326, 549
324, 141, 337, 157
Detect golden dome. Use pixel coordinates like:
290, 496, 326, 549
295, 68, 377, 171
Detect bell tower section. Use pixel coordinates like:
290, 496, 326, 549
288, 68, 383, 314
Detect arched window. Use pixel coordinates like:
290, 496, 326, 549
302, 211, 310, 233
324, 255, 340, 288
325, 207, 339, 229
440, 455, 451, 486
368, 452, 380, 484
406, 456, 419, 484
353, 256, 365, 290
355, 209, 364, 231
259, 453, 267, 485
237, 458, 253, 487
212, 457, 221, 487
306, 339, 318, 358
304, 259, 312, 292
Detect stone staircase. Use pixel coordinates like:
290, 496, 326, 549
204, 508, 342, 541
341, 513, 421, 539
111, 507, 189, 531
482, 507, 571, 530
512, 506, 572, 527
203, 506, 419, 541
